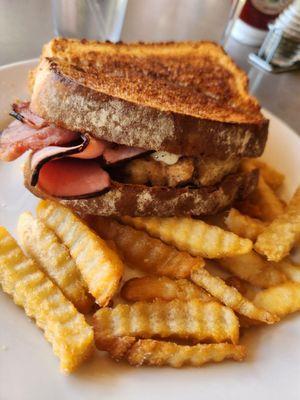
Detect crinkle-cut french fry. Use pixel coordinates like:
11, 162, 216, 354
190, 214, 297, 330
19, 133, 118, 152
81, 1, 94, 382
225, 277, 261, 328
17, 212, 93, 314
121, 276, 212, 303
37, 200, 123, 306
202, 212, 227, 229
93, 299, 240, 345
247, 177, 284, 221
0, 227, 94, 373
273, 259, 300, 283
225, 276, 258, 301
90, 216, 203, 278
242, 159, 284, 190
225, 208, 266, 241
191, 267, 278, 324
204, 259, 229, 279
255, 187, 300, 262
121, 216, 252, 259
235, 199, 264, 223
224, 277, 261, 328
253, 282, 300, 317
126, 340, 246, 367
96, 335, 137, 360
239, 162, 284, 222
219, 251, 287, 288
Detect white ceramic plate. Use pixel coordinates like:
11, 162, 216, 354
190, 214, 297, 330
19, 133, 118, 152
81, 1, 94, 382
0, 60, 300, 400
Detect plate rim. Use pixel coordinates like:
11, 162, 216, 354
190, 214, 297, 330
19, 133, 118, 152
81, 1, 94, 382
0, 58, 38, 72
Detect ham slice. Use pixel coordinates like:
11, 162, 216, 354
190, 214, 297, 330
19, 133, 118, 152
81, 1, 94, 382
1, 101, 149, 198
31, 139, 146, 198
30, 134, 106, 185
103, 144, 146, 164
38, 158, 110, 198
11, 101, 47, 129
0, 120, 79, 161
73, 136, 107, 159
1, 101, 148, 163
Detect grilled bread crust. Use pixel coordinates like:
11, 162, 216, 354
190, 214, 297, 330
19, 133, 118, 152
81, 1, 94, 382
30, 39, 268, 159
24, 157, 258, 217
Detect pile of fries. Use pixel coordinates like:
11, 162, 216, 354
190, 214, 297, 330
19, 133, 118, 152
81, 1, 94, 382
1, 159, 300, 373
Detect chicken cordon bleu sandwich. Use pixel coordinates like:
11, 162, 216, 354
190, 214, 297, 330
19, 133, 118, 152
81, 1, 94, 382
0, 39, 268, 217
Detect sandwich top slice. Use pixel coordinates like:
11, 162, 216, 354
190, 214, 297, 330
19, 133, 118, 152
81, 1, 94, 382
0, 39, 267, 217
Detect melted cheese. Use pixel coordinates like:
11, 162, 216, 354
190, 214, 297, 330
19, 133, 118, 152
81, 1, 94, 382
150, 151, 180, 165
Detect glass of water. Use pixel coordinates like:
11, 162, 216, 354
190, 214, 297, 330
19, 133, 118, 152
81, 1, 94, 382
52, 0, 128, 42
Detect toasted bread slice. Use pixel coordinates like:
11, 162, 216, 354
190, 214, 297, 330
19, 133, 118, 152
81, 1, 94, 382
24, 155, 258, 217
30, 39, 268, 159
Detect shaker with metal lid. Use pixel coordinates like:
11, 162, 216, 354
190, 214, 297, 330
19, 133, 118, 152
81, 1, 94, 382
249, 0, 300, 71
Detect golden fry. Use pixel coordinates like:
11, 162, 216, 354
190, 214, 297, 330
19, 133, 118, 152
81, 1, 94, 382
191, 267, 278, 324
17, 212, 93, 313
225, 276, 258, 301
239, 161, 284, 222
224, 279, 260, 328
126, 340, 246, 367
94, 335, 137, 360
90, 216, 203, 278
274, 258, 300, 283
121, 216, 252, 259
255, 187, 300, 261
254, 282, 300, 317
121, 276, 212, 303
202, 212, 227, 229
219, 251, 287, 288
242, 158, 284, 190
93, 299, 239, 345
37, 200, 124, 306
225, 277, 261, 328
0, 227, 94, 373
204, 259, 229, 279
225, 208, 266, 241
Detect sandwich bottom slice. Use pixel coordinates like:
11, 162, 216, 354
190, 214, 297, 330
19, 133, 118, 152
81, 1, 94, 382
24, 156, 258, 217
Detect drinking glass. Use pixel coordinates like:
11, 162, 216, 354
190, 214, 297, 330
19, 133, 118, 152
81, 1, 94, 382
52, 0, 128, 42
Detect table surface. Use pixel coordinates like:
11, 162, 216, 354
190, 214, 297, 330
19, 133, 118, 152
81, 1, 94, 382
0, 0, 299, 133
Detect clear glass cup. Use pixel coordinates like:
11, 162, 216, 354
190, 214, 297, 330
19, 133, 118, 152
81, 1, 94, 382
221, 0, 246, 47
52, 0, 128, 42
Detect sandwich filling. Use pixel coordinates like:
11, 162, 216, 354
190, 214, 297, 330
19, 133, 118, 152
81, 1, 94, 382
0, 102, 241, 198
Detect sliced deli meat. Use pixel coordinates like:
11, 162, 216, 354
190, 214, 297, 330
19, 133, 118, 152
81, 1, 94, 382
1, 101, 147, 164
1, 102, 153, 199
73, 136, 107, 160
30, 136, 89, 185
11, 101, 47, 129
103, 144, 147, 164
38, 158, 110, 198
0, 120, 79, 161
30, 134, 108, 185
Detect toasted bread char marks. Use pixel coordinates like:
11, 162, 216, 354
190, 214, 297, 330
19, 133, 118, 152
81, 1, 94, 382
41, 39, 261, 122
30, 40, 268, 159
24, 158, 258, 217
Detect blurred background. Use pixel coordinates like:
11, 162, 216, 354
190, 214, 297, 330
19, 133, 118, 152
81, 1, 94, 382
0, 0, 234, 64
0, 0, 299, 131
